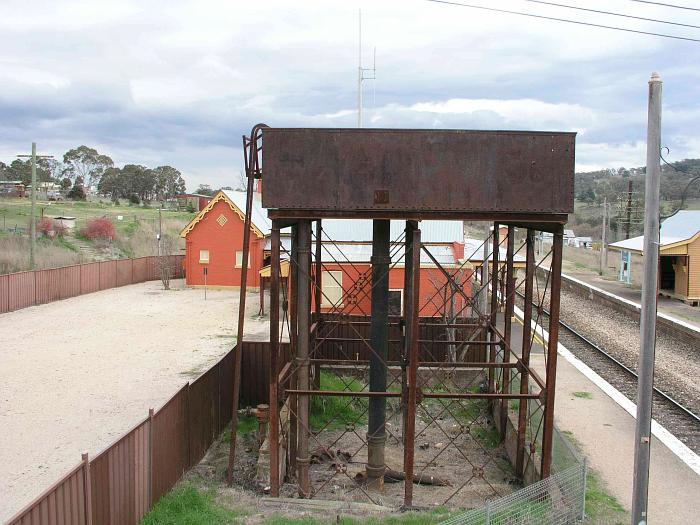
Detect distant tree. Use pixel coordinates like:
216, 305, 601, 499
153, 165, 186, 201
62, 146, 113, 188
235, 170, 247, 191
60, 177, 72, 191
6, 159, 52, 185
194, 184, 216, 196
580, 188, 596, 205
97, 167, 122, 201
67, 176, 86, 200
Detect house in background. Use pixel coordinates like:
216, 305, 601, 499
180, 189, 473, 316
0, 180, 25, 198
609, 210, 700, 305
176, 193, 212, 212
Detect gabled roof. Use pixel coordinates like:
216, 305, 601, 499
609, 210, 700, 254
180, 190, 269, 238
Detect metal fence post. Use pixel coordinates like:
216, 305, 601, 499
148, 407, 154, 507
581, 458, 588, 520
82, 452, 93, 525
485, 500, 491, 525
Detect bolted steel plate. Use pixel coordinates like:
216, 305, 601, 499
261, 128, 575, 214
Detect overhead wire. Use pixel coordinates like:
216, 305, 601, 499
423, 0, 700, 42
624, 0, 700, 12
519, 0, 700, 29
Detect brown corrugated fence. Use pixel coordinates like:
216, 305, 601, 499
4, 343, 272, 525
0, 256, 184, 314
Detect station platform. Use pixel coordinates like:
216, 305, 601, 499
507, 315, 700, 523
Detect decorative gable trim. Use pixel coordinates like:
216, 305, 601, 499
180, 191, 265, 239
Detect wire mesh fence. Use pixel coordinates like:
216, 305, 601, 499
439, 427, 586, 525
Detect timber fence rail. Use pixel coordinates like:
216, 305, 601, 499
0, 255, 184, 314
5, 344, 239, 525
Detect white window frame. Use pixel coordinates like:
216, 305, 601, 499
388, 288, 403, 316
199, 249, 209, 264
235, 250, 251, 268
321, 270, 344, 307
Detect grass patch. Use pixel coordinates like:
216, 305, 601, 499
472, 425, 500, 449
261, 507, 454, 525
572, 391, 593, 399
140, 483, 239, 525
585, 470, 627, 522
310, 372, 367, 431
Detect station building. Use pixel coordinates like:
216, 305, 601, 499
609, 210, 700, 305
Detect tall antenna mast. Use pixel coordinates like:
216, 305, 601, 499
357, 9, 376, 128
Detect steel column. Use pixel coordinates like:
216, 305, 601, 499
541, 225, 563, 478
314, 220, 322, 319
313, 220, 322, 389
367, 219, 390, 488
500, 226, 515, 438
288, 224, 299, 477
516, 229, 535, 479
403, 226, 421, 507
401, 221, 418, 448
488, 222, 500, 394
296, 220, 312, 497
269, 223, 281, 496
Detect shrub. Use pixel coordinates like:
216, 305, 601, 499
128, 194, 140, 205
81, 217, 115, 240
36, 217, 54, 237
68, 185, 86, 200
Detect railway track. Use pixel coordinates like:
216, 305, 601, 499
515, 291, 700, 455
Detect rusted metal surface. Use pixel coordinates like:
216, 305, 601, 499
151, 385, 189, 503
262, 128, 575, 214
296, 221, 312, 497
5, 462, 88, 525
516, 230, 535, 478
89, 419, 150, 524
488, 222, 500, 395
541, 226, 564, 477
229, 124, 571, 507
500, 226, 516, 437
403, 226, 421, 507
0, 256, 184, 314
269, 224, 281, 496
228, 128, 262, 485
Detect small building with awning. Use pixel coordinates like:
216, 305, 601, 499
609, 210, 700, 305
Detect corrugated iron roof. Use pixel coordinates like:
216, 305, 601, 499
464, 237, 526, 263
222, 189, 272, 235
319, 219, 463, 244
609, 210, 700, 253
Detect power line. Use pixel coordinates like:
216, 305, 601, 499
625, 0, 700, 12
423, 0, 700, 42
520, 0, 700, 29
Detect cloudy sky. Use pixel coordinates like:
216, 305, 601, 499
1, 0, 699, 190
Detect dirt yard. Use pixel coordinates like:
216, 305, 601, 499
0, 279, 268, 522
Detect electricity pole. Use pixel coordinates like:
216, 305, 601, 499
599, 197, 608, 275
632, 71, 662, 525
625, 180, 633, 239
17, 143, 53, 270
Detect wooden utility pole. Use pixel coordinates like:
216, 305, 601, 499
599, 197, 608, 275
17, 143, 53, 270
625, 180, 633, 239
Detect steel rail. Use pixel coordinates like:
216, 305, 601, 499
516, 290, 700, 426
